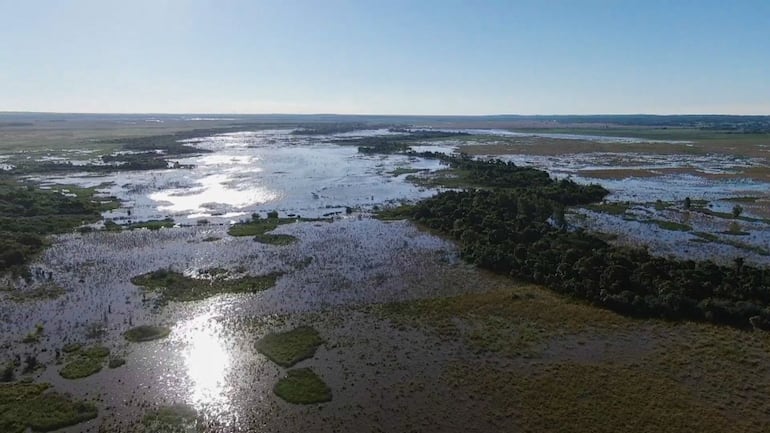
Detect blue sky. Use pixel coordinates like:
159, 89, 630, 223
1, 0, 768, 115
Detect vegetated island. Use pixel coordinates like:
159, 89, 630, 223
344, 134, 770, 329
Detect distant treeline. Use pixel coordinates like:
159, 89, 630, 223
382, 157, 770, 329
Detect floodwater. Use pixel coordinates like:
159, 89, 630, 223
31, 129, 445, 223
3, 126, 770, 431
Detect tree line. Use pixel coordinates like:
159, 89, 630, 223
385, 157, 770, 329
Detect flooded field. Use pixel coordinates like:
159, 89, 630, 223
3, 123, 770, 431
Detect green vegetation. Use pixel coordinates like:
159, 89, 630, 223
139, 404, 200, 433
257, 326, 324, 367
381, 285, 624, 356
61, 343, 81, 354
21, 324, 44, 344
388, 167, 424, 176
0, 180, 119, 276
273, 368, 332, 404
124, 325, 171, 342
382, 157, 770, 329
59, 345, 110, 379
445, 361, 750, 433
8, 284, 65, 302
253, 233, 297, 245
108, 358, 126, 369
227, 214, 297, 237
128, 218, 175, 231
647, 219, 692, 231
0, 382, 97, 432
131, 269, 280, 303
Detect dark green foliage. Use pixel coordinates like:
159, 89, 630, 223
124, 325, 171, 342
273, 368, 332, 404
403, 186, 770, 328
256, 326, 324, 367
127, 218, 175, 231
227, 215, 295, 237
0, 180, 119, 275
59, 345, 111, 379
131, 269, 280, 303
0, 382, 97, 432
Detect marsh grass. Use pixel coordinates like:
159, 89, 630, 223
128, 218, 175, 231
227, 217, 296, 237
131, 269, 280, 303
257, 326, 324, 367
273, 368, 332, 404
379, 285, 626, 356
59, 345, 110, 379
124, 325, 171, 342
8, 284, 65, 302
444, 361, 749, 433
253, 233, 297, 245
0, 382, 97, 433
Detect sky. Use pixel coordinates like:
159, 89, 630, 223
1, 0, 769, 115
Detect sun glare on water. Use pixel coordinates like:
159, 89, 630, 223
178, 311, 234, 416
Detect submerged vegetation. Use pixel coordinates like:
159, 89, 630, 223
273, 368, 332, 404
256, 326, 324, 368
139, 405, 200, 433
131, 269, 280, 303
0, 382, 97, 432
124, 325, 171, 342
59, 346, 111, 379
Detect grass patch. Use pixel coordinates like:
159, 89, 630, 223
273, 368, 332, 404
62, 343, 81, 353
128, 218, 175, 231
692, 231, 769, 256
376, 204, 416, 221
257, 326, 324, 367
108, 358, 126, 369
131, 268, 280, 303
388, 167, 423, 176
59, 345, 110, 379
202, 236, 220, 242
0, 382, 97, 433
8, 284, 65, 302
227, 216, 297, 237
253, 233, 297, 245
379, 286, 625, 356
647, 219, 692, 231
21, 324, 44, 344
444, 361, 749, 433
124, 325, 171, 342
140, 404, 199, 433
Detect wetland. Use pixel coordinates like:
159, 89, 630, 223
2, 113, 770, 432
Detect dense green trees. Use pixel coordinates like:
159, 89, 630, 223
0, 181, 117, 276
390, 159, 770, 329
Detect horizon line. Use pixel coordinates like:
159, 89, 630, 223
1, 110, 769, 118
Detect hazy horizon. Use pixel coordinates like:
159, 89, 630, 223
2, 0, 769, 115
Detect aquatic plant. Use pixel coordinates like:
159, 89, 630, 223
273, 368, 331, 404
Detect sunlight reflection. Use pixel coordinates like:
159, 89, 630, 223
179, 311, 232, 412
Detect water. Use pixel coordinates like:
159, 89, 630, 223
31, 129, 445, 223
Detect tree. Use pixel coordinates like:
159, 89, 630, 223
732, 204, 743, 218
